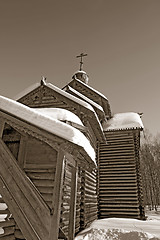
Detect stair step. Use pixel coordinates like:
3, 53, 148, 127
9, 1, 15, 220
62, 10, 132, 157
0, 235, 15, 240
0, 219, 15, 228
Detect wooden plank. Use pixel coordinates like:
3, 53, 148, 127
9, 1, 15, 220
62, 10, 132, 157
0, 234, 15, 240
17, 135, 28, 168
0, 219, 15, 228
49, 150, 65, 240
68, 164, 78, 240
0, 118, 5, 138
0, 178, 39, 240
26, 172, 55, 180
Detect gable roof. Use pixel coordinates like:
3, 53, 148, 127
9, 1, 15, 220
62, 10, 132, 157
15, 81, 106, 142
15, 82, 94, 112
63, 77, 112, 118
64, 85, 106, 122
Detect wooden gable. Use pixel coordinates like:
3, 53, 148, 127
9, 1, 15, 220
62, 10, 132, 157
17, 83, 106, 144
17, 84, 68, 109
65, 78, 112, 119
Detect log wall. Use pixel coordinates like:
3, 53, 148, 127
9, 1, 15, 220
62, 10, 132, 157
98, 129, 145, 219
80, 169, 98, 230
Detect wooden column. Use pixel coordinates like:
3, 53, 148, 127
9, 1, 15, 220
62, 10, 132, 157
49, 149, 65, 240
80, 169, 86, 229
17, 135, 28, 169
68, 163, 78, 240
0, 118, 5, 138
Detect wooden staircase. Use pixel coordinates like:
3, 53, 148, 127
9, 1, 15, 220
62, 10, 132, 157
98, 130, 143, 219
0, 138, 52, 240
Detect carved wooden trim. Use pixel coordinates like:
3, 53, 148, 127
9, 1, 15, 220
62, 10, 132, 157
0, 111, 95, 168
0, 111, 62, 151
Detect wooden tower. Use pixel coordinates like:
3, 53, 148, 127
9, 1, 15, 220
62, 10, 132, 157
64, 70, 145, 220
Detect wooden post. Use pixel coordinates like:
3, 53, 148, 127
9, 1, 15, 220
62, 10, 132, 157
0, 118, 5, 138
68, 163, 78, 240
17, 135, 28, 169
49, 149, 65, 240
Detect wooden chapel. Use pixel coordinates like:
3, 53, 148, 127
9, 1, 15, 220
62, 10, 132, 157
0, 67, 145, 240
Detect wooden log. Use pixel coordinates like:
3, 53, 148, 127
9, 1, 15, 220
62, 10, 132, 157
49, 150, 65, 240
0, 235, 15, 240
68, 164, 78, 240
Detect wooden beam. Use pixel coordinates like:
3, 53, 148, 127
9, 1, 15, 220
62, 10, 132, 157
49, 149, 65, 240
68, 163, 78, 240
0, 118, 5, 138
18, 135, 28, 169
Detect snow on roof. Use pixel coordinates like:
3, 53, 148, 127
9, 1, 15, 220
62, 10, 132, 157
0, 96, 95, 162
14, 81, 95, 112
34, 108, 83, 126
73, 70, 88, 75
103, 112, 144, 131
75, 217, 160, 240
66, 86, 104, 112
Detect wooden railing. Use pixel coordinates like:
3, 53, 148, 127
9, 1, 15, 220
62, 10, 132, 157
0, 138, 51, 240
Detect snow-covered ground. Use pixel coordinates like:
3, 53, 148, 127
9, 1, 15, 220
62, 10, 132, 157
75, 211, 160, 240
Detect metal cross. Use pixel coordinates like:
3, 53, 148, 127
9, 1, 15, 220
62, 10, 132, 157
76, 53, 88, 71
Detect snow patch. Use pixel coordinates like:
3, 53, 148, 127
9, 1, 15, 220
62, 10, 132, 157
0, 96, 95, 162
0, 203, 7, 211
34, 108, 83, 126
0, 228, 4, 235
75, 217, 160, 240
0, 215, 7, 223
103, 112, 144, 130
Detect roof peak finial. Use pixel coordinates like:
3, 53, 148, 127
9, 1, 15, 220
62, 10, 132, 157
41, 76, 47, 86
76, 53, 88, 70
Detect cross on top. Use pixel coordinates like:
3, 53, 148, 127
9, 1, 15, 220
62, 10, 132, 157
76, 53, 88, 71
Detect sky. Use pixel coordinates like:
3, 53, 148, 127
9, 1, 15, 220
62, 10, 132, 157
0, 0, 160, 136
